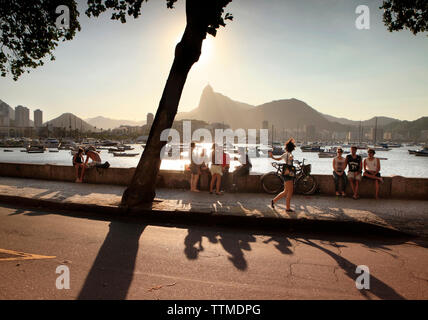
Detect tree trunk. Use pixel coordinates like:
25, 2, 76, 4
121, 0, 208, 208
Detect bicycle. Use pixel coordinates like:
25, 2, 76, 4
261, 159, 318, 195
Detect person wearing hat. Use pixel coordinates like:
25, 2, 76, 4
363, 148, 383, 199
345, 146, 363, 199
332, 147, 347, 196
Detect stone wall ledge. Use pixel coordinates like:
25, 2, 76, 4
0, 162, 426, 200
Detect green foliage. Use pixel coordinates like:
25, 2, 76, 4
1, 0, 233, 81
86, 0, 233, 37
2, 0, 425, 82
0, 0, 81, 80
381, 0, 428, 35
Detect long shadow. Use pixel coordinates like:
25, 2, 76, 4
295, 238, 405, 300
3, 177, 123, 199
184, 228, 269, 271
78, 221, 146, 300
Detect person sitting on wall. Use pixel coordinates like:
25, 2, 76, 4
85, 146, 102, 167
345, 146, 362, 200
231, 147, 252, 192
363, 148, 384, 200
79, 146, 107, 182
332, 147, 347, 197
72, 147, 85, 183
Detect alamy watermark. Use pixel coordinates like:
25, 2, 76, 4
159, 120, 269, 166
56, 265, 70, 290
55, 5, 70, 30
355, 5, 370, 30
355, 265, 370, 290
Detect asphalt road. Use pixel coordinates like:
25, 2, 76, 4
0, 204, 427, 300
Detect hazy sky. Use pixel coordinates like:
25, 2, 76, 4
0, 0, 427, 122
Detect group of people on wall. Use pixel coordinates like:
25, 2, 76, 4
188, 139, 384, 213
188, 142, 252, 195
72, 146, 109, 182
271, 141, 384, 212
332, 145, 383, 200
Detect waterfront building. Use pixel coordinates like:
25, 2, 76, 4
34, 109, 43, 128
15, 105, 30, 127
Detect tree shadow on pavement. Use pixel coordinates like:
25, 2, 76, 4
78, 221, 146, 300
294, 238, 405, 300
184, 228, 258, 271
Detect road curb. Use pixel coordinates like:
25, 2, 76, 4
0, 194, 417, 239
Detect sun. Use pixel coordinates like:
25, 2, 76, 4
199, 36, 214, 65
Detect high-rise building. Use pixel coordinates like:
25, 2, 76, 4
262, 120, 269, 130
15, 105, 30, 127
147, 113, 154, 126
34, 109, 43, 128
0, 100, 11, 127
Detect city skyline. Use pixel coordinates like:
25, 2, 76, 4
0, 0, 427, 123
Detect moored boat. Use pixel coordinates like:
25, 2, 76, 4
113, 152, 139, 157
301, 145, 323, 152
415, 149, 428, 157
26, 145, 46, 153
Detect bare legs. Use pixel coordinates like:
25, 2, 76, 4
80, 164, 87, 182
210, 174, 222, 195
363, 172, 383, 199
74, 164, 83, 183
349, 178, 359, 199
272, 180, 294, 211
190, 173, 200, 192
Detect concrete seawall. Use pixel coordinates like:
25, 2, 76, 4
0, 162, 427, 200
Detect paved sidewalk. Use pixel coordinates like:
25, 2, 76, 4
0, 177, 427, 238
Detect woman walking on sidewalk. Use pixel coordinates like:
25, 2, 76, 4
332, 147, 347, 196
270, 138, 296, 212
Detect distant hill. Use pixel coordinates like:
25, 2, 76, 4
85, 116, 146, 130
176, 86, 420, 134
322, 114, 400, 127
177, 85, 349, 131
44, 113, 98, 132
384, 117, 428, 136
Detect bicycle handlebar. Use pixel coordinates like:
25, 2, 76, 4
272, 159, 306, 167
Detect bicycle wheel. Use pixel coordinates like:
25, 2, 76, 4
261, 172, 284, 194
296, 175, 317, 195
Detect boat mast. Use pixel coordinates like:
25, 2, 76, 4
374, 116, 378, 145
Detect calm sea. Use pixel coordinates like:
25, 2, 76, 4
0, 145, 427, 178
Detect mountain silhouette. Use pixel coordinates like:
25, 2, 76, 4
177, 85, 349, 131
322, 114, 400, 127
44, 113, 98, 132
177, 85, 254, 127
85, 116, 146, 130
